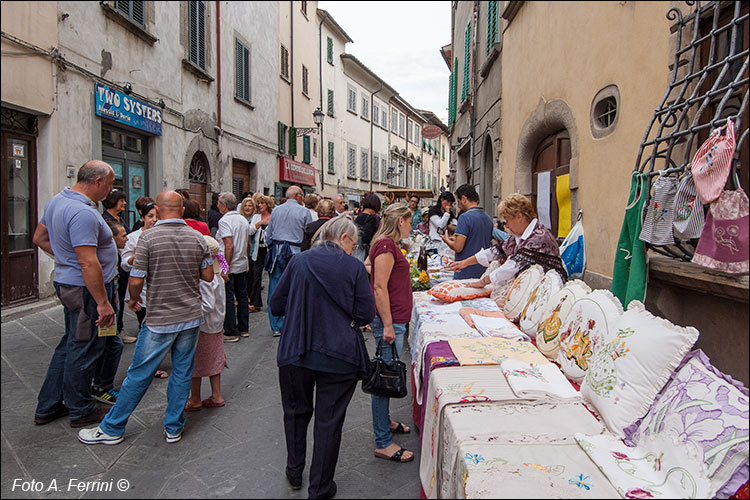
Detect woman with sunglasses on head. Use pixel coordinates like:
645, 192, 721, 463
270, 216, 375, 498
365, 203, 415, 464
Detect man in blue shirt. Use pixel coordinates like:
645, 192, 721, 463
441, 184, 493, 279
32, 160, 119, 428
265, 185, 312, 336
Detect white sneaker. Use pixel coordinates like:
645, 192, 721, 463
77, 426, 123, 445
165, 429, 182, 444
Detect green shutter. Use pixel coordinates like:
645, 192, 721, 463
328, 141, 334, 174
303, 135, 311, 164
327, 89, 334, 116
278, 122, 284, 153
486, 1, 498, 56
289, 127, 297, 156
462, 21, 471, 102
235, 39, 243, 100
327, 37, 333, 64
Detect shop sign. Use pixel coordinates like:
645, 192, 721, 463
421, 124, 442, 139
95, 83, 162, 136
279, 157, 315, 186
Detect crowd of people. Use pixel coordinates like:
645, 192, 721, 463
31, 159, 565, 499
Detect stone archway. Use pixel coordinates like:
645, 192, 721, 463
516, 98, 579, 219
481, 133, 495, 213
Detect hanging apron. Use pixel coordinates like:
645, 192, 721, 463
611, 172, 648, 308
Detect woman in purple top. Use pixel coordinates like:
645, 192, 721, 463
367, 203, 415, 463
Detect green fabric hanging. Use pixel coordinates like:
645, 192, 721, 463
611, 171, 648, 308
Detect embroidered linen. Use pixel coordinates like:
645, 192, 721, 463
428, 279, 493, 303
503, 265, 544, 322
470, 314, 529, 341
691, 118, 736, 205
519, 269, 565, 336
448, 337, 547, 366
672, 171, 705, 240
557, 289, 624, 384
622, 349, 749, 498
439, 401, 613, 499
415, 341, 460, 431
581, 301, 699, 438
692, 189, 749, 274
536, 279, 592, 359
639, 175, 679, 246
502, 359, 581, 401
419, 366, 519, 498
576, 432, 712, 499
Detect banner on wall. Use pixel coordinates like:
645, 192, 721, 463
95, 83, 162, 136
537, 171, 552, 230
556, 173, 572, 238
279, 157, 315, 186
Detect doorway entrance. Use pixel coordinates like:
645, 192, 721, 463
188, 151, 209, 216
102, 125, 149, 229
531, 129, 571, 238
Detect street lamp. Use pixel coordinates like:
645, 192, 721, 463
314, 107, 325, 190
313, 107, 324, 126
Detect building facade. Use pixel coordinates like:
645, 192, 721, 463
2, 0, 280, 302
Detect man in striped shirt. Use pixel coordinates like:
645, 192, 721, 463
77, 191, 214, 446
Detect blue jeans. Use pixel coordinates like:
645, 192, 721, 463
98, 323, 200, 437
267, 264, 285, 332
93, 332, 123, 391
369, 316, 406, 449
36, 281, 116, 421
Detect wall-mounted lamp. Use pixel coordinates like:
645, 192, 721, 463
158, 98, 166, 109
123, 82, 133, 94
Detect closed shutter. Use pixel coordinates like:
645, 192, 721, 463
486, 1, 498, 56
348, 145, 356, 178
372, 154, 379, 181
188, 1, 206, 69
131, 1, 145, 26
462, 21, 471, 101
278, 122, 284, 153
289, 127, 297, 156
328, 142, 334, 174
361, 151, 368, 180
198, 1, 205, 69
303, 135, 311, 164
327, 37, 333, 64
327, 89, 334, 116
235, 39, 250, 102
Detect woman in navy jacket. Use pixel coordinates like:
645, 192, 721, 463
270, 215, 375, 499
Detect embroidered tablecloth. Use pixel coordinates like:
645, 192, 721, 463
448, 337, 549, 366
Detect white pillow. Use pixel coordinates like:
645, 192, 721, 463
535, 279, 591, 359
580, 301, 699, 437
557, 289, 623, 383
502, 265, 543, 322
518, 269, 564, 336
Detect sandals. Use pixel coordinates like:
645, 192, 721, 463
391, 422, 411, 434
154, 370, 169, 379
201, 398, 225, 408
374, 447, 414, 463
184, 400, 202, 412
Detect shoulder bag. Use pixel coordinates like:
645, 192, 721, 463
691, 118, 735, 205
361, 339, 408, 399
639, 174, 678, 245
672, 170, 705, 240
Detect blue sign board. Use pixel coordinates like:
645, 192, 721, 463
95, 83, 162, 136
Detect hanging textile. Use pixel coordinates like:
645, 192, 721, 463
611, 172, 648, 308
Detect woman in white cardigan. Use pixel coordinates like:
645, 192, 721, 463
247, 196, 273, 312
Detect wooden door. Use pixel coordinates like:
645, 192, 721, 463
232, 159, 251, 202
531, 130, 571, 237
2, 132, 38, 305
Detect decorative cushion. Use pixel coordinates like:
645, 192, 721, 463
576, 432, 712, 499
622, 349, 749, 498
580, 301, 699, 438
503, 265, 544, 322
427, 279, 492, 303
557, 289, 624, 384
535, 279, 592, 359
518, 269, 565, 336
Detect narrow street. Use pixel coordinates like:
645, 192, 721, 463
1, 282, 422, 499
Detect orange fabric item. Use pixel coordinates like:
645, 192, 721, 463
427, 280, 492, 303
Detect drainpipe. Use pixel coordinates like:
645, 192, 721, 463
318, 11, 329, 191
469, 0, 479, 182
216, 1, 222, 155
290, 1, 295, 130
369, 84, 383, 193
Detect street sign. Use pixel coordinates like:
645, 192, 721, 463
421, 124, 442, 139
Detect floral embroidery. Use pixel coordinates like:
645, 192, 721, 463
465, 452, 485, 464
585, 327, 634, 397
538, 299, 564, 343
675, 196, 695, 221
611, 451, 630, 461
568, 473, 593, 490
714, 224, 740, 254
564, 318, 596, 371
506, 364, 547, 383
625, 488, 654, 499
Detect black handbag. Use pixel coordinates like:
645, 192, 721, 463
361, 339, 408, 399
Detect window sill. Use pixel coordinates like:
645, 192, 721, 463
480, 44, 501, 78
648, 255, 749, 303
234, 96, 255, 110
347, 108, 358, 116
182, 59, 214, 82
459, 97, 470, 114
501, 1, 525, 23
101, 3, 158, 45
280, 75, 291, 85
302, 91, 310, 100
360, 115, 370, 122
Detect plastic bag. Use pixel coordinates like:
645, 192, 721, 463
559, 210, 585, 279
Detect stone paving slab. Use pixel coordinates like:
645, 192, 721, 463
1, 285, 423, 498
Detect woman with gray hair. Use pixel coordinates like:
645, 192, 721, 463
270, 215, 376, 498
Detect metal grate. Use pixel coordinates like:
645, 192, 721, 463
634, 1, 748, 261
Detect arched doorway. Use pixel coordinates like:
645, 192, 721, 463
188, 151, 209, 216
482, 134, 495, 212
531, 129, 570, 238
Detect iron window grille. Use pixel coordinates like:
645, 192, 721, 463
634, 1, 748, 261
595, 97, 618, 128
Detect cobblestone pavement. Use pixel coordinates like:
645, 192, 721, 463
1, 289, 422, 499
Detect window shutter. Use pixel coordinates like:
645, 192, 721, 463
198, 1, 205, 69
235, 39, 243, 99
278, 122, 284, 153
132, 1, 145, 26
462, 21, 471, 101
373, 154, 379, 181
289, 127, 297, 156
188, 1, 197, 65
303, 135, 311, 164
328, 141, 335, 174
486, 1, 498, 56
327, 37, 333, 64
327, 89, 334, 116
